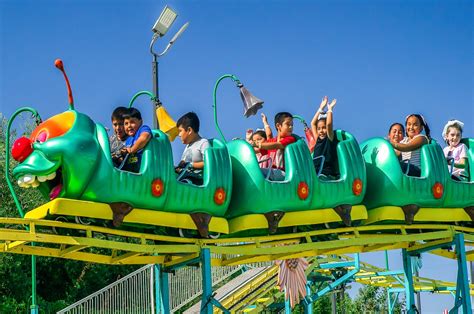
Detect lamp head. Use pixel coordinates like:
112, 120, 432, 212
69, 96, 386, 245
152, 5, 178, 37
239, 85, 264, 117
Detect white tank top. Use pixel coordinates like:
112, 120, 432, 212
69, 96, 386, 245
401, 134, 429, 168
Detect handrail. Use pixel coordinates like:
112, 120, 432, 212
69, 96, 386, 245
5, 107, 42, 218
128, 90, 157, 109
212, 74, 241, 143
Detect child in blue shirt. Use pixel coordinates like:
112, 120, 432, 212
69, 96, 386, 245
121, 108, 152, 173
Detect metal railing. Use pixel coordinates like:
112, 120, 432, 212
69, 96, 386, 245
58, 259, 274, 314
58, 264, 154, 314
169, 265, 243, 313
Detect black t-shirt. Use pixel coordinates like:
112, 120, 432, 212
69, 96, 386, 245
312, 136, 340, 177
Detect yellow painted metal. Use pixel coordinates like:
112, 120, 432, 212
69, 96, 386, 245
24, 198, 229, 233
365, 206, 472, 225
228, 205, 367, 233
217, 265, 278, 312
0, 216, 473, 266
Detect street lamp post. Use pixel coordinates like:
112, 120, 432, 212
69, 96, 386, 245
149, 5, 189, 128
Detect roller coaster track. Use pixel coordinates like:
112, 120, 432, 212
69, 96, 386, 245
184, 253, 474, 313
221, 255, 474, 313
0, 217, 473, 266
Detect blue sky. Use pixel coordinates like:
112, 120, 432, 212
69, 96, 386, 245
1, 0, 472, 311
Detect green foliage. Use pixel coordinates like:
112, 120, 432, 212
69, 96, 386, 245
353, 285, 405, 313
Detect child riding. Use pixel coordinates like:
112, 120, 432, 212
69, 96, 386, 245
121, 108, 152, 173
311, 96, 339, 179
175, 112, 209, 185
390, 114, 431, 177
246, 113, 273, 168
387, 122, 405, 159
252, 112, 295, 180
442, 119, 468, 181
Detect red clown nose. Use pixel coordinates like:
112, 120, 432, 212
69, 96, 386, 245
12, 137, 33, 162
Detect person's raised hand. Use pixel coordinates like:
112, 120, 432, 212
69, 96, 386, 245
328, 98, 337, 110
261, 113, 269, 125
246, 129, 253, 141
319, 96, 328, 111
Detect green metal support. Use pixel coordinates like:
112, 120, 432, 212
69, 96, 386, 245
5, 107, 42, 314
385, 250, 395, 314
212, 74, 242, 143
402, 249, 417, 313
128, 90, 157, 109
450, 233, 472, 314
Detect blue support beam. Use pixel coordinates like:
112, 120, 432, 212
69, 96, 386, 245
402, 249, 417, 314
160, 266, 170, 314
201, 248, 214, 314
307, 254, 360, 303
449, 233, 472, 314
200, 248, 230, 314
285, 288, 291, 314
154, 265, 162, 313
303, 281, 313, 314
388, 291, 400, 314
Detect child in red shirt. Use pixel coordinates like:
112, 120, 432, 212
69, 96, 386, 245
252, 112, 295, 180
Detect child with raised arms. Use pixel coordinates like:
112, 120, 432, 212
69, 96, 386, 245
246, 113, 273, 168
311, 96, 339, 179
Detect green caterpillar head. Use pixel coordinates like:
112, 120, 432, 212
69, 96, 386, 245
12, 110, 100, 200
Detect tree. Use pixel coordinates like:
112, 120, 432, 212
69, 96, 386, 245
353, 285, 405, 313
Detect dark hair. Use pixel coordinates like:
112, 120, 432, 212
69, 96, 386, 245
252, 130, 267, 140
317, 118, 327, 125
111, 106, 128, 121
405, 114, 431, 141
388, 122, 405, 135
177, 112, 200, 132
274, 112, 293, 128
123, 107, 142, 121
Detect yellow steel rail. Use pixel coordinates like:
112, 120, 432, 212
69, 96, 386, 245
0, 217, 473, 265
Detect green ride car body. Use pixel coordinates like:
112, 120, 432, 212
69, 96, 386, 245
225, 130, 366, 219
360, 138, 448, 209
12, 110, 232, 217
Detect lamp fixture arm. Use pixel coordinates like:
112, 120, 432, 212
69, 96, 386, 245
128, 91, 157, 109
5, 107, 42, 218
150, 33, 160, 59
212, 74, 241, 143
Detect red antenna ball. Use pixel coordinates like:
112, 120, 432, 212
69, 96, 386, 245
12, 137, 33, 162
54, 59, 64, 70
